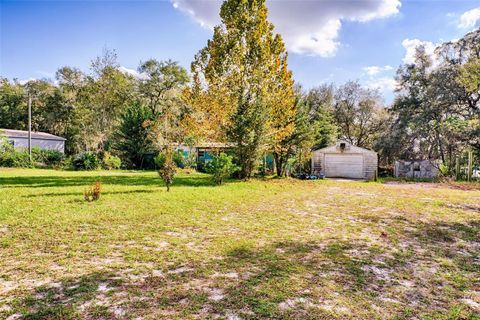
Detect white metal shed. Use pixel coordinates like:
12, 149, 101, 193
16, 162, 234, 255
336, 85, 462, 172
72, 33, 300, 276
311, 140, 378, 180
1, 129, 66, 153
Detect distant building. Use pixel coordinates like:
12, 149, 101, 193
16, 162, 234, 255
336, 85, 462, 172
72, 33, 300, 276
175, 142, 234, 169
1, 129, 66, 153
311, 140, 378, 180
394, 160, 439, 179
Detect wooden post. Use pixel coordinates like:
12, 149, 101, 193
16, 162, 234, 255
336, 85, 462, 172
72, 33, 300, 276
455, 156, 460, 181
263, 153, 266, 174
28, 93, 32, 161
467, 151, 473, 182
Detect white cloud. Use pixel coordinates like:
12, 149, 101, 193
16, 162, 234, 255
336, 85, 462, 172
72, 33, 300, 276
401, 38, 437, 64
172, 0, 401, 57
18, 78, 37, 85
119, 66, 148, 80
365, 76, 397, 92
458, 7, 480, 29
363, 65, 393, 75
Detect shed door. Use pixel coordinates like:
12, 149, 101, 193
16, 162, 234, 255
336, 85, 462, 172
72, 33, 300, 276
324, 154, 363, 179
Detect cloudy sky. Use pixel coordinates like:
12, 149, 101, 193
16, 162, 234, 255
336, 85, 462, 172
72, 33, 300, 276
1, 0, 480, 103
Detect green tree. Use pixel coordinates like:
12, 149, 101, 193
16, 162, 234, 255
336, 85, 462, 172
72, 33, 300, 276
205, 153, 239, 185
0, 79, 27, 130
273, 86, 338, 176
190, 0, 295, 179
457, 56, 480, 98
333, 81, 388, 149
138, 59, 191, 189
114, 102, 156, 168
53, 67, 88, 154
137, 59, 189, 114
304, 85, 338, 150
81, 49, 136, 152
378, 41, 476, 169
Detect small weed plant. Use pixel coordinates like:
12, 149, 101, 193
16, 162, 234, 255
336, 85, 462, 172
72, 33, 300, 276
84, 181, 102, 202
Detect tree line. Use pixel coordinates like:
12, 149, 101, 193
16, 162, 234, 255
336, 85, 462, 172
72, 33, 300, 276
1, 0, 478, 179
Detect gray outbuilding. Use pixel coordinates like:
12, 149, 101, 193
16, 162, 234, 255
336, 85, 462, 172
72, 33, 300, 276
394, 160, 439, 179
1, 129, 66, 153
311, 140, 378, 180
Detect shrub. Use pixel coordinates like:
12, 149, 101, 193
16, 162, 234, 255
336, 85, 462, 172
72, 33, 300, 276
156, 149, 176, 191
45, 150, 64, 165
155, 150, 185, 169
32, 148, 65, 167
0, 139, 32, 168
173, 150, 185, 168
0, 149, 32, 168
205, 153, 239, 185
114, 102, 156, 169
73, 152, 100, 170
62, 156, 74, 170
102, 152, 122, 170
84, 181, 102, 202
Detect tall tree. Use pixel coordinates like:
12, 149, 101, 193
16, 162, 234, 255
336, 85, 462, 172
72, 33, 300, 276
333, 81, 387, 149
0, 79, 27, 130
305, 85, 338, 150
53, 67, 88, 154
81, 49, 136, 151
114, 102, 156, 168
189, 0, 295, 179
272, 85, 338, 177
137, 59, 189, 114
378, 41, 477, 168
24, 80, 56, 132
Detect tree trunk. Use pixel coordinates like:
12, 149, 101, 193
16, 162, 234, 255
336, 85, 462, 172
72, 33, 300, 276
274, 152, 286, 177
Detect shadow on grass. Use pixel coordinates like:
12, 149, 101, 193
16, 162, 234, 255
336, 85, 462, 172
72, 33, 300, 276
24, 189, 156, 198
4, 220, 479, 319
5, 271, 123, 320
0, 173, 221, 189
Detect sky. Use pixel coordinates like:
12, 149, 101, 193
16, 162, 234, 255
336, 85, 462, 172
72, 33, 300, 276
1, 0, 480, 104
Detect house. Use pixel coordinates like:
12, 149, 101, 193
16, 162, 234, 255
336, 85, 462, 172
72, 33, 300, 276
394, 160, 439, 179
311, 140, 378, 180
0, 129, 66, 153
175, 142, 234, 169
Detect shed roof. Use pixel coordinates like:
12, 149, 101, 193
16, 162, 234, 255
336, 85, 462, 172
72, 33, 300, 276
196, 142, 234, 149
0, 129, 66, 141
313, 140, 377, 154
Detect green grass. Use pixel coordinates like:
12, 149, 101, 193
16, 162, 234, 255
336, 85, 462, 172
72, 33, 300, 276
0, 168, 479, 319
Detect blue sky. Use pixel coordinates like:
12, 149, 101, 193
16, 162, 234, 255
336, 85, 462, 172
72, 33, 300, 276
1, 0, 480, 103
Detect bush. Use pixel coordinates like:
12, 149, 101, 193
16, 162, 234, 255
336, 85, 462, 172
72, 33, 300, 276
205, 153, 239, 185
62, 156, 74, 170
378, 166, 394, 178
73, 152, 100, 170
0, 149, 33, 168
0, 138, 31, 167
156, 150, 185, 169
156, 149, 176, 191
32, 148, 65, 167
173, 150, 185, 168
0, 142, 65, 168
102, 152, 122, 170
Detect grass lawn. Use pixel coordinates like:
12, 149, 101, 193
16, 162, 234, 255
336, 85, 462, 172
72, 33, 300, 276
0, 168, 479, 319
